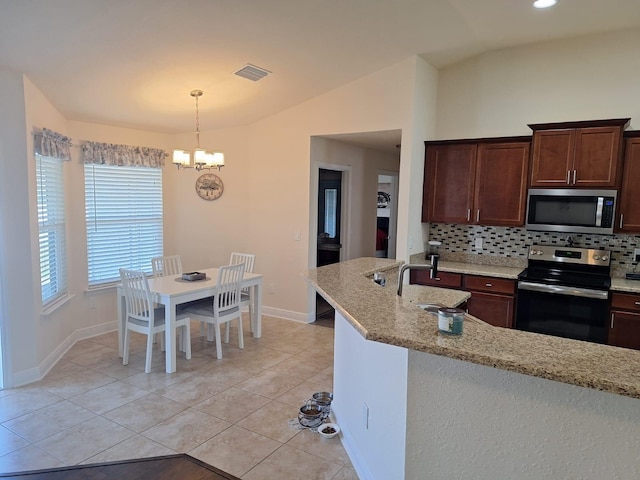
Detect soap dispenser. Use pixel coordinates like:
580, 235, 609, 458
426, 240, 441, 279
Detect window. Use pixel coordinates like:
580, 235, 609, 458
84, 164, 163, 286
324, 188, 338, 238
36, 154, 68, 305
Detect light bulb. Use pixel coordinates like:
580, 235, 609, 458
533, 0, 557, 8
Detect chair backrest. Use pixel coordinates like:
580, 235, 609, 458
151, 255, 183, 278
119, 268, 154, 324
215, 263, 246, 315
229, 252, 255, 274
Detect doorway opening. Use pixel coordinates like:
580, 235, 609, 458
375, 172, 399, 259
316, 168, 343, 323
317, 169, 342, 266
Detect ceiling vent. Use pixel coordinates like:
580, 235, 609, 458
234, 64, 271, 82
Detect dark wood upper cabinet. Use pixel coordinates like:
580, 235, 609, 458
423, 138, 530, 227
423, 143, 476, 224
617, 135, 640, 232
529, 119, 629, 188
475, 142, 530, 226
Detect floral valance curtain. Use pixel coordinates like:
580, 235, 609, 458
33, 128, 72, 161
82, 141, 167, 168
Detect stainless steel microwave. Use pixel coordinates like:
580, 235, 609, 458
525, 189, 617, 234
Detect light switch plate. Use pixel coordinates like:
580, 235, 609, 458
474, 237, 483, 250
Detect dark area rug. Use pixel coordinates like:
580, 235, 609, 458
0, 454, 240, 480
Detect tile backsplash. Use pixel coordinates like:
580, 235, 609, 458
428, 223, 640, 277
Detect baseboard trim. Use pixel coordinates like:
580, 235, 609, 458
333, 408, 374, 480
10, 308, 312, 388
261, 306, 310, 324
11, 321, 117, 388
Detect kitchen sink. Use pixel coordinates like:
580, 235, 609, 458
415, 303, 445, 313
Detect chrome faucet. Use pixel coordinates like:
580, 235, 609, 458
397, 261, 438, 296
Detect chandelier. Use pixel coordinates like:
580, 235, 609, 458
172, 90, 224, 171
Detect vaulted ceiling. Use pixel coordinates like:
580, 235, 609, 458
2, 0, 640, 133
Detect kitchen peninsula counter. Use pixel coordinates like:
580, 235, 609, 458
305, 257, 640, 399
306, 257, 640, 479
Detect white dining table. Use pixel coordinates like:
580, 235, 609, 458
116, 267, 263, 373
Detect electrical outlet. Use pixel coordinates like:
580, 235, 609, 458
634, 248, 640, 262
88, 296, 96, 309
474, 237, 483, 250
268, 283, 276, 294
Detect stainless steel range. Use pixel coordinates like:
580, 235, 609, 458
515, 245, 611, 344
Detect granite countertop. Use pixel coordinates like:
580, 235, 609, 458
611, 277, 640, 294
304, 257, 640, 400
423, 260, 523, 279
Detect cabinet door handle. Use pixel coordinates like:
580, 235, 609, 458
485, 283, 493, 287
572, 170, 577, 185
635, 302, 640, 306
611, 313, 615, 329
566, 171, 571, 185
620, 214, 624, 229
467, 209, 471, 222
476, 209, 480, 222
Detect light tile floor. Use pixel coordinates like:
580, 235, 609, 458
0, 315, 358, 479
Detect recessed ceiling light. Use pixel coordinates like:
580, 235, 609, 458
533, 0, 557, 8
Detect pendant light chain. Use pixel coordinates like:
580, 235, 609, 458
193, 90, 202, 149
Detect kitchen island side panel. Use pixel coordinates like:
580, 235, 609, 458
406, 350, 640, 480
333, 311, 409, 480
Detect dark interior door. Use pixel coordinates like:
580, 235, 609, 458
317, 169, 342, 267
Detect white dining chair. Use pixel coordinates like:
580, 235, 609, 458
182, 263, 245, 359
151, 255, 183, 278
120, 268, 192, 373
230, 252, 256, 331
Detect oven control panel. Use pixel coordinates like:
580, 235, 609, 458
528, 245, 611, 266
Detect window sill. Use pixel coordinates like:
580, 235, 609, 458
41, 293, 75, 316
86, 282, 119, 293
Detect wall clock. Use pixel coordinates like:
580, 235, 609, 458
195, 173, 224, 201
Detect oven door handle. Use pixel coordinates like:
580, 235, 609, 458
517, 281, 609, 300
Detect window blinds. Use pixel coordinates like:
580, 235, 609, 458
84, 164, 163, 286
36, 154, 67, 304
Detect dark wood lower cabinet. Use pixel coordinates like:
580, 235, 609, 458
608, 311, 640, 350
409, 270, 462, 288
410, 272, 515, 328
466, 291, 514, 328
609, 292, 640, 350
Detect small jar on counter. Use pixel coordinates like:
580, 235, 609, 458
438, 307, 464, 335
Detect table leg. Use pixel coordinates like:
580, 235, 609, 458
253, 280, 262, 338
117, 286, 125, 358
165, 298, 177, 373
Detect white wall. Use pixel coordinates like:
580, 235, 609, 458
403, 56, 439, 257
164, 125, 251, 272
435, 27, 640, 139
406, 351, 640, 479
0, 71, 34, 387
230, 56, 435, 317
334, 311, 408, 480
